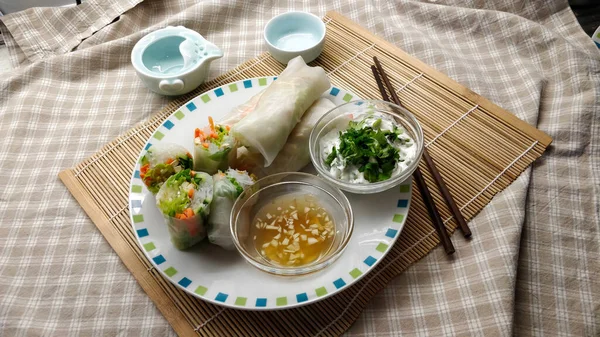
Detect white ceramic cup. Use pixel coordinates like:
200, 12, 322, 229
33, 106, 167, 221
264, 12, 326, 64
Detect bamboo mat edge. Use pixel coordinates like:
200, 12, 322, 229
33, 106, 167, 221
326, 11, 552, 147
58, 170, 197, 337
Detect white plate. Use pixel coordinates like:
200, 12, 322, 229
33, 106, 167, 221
129, 77, 412, 310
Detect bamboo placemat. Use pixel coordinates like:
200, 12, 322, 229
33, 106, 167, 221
59, 11, 551, 337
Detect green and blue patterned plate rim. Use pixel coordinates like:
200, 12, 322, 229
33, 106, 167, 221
593, 27, 600, 48
129, 76, 413, 310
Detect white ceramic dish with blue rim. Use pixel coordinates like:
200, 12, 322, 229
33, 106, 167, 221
129, 77, 412, 310
593, 25, 600, 49
264, 12, 326, 64
131, 26, 223, 96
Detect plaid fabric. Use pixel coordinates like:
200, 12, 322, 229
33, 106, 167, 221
0, 0, 598, 336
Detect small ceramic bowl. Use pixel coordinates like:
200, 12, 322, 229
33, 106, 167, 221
230, 172, 354, 276
131, 26, 223, 96
264, 12, 326, 64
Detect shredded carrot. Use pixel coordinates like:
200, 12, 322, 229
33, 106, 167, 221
188, 189, 194, 198
165, 158, 174, 165
140, 163, 150, 179
208, 116, 215, 133
175, 209, 194, 220
210, 132, 218, 139
186, 152, 192, 158
226, 125, 231, 131
202, 143, 209, 148
186, 221, 197, 236
190, 171, 196, 177
195, 128, 205, 141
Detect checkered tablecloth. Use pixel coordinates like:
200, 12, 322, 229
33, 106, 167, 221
0, 0, 598, 336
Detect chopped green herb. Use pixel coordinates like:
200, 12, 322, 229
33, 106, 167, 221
327, 124, 400, 183
325, 147, 337, 166
143, 163, 176, 193
177, 154, 193, 170
210, 125, 230, 147
166, 169, 202, 187
228, 177, 244, 195
372, 118, 382, 129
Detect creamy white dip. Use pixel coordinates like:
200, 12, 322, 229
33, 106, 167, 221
320, 113, 416, 184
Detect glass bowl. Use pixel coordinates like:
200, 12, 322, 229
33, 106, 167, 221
230, 172, 354, 276
309, 100, 424, 194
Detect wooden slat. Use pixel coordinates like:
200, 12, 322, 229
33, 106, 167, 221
59, 170, 198, 336
58, 11, 551, 337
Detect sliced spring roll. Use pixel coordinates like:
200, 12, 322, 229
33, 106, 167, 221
235, 98, 336, 177
230, 56, 330, 166
156, 169, 213, 250
194, 116, 237, 175
207, 169, 256, 250
140, 143, 193, 194
232, 147, 262, 173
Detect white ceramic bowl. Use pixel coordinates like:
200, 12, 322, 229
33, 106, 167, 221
264, 12, 326, 64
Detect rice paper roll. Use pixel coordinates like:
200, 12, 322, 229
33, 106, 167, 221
156, 169, 213, 250
219, 90, 264, 126
140, 143, 193, 194
218, 55, 317, 126
232, 147, 262, 173
194, 116, 237, 175
235, 98, 336, 177
208, 169, 256, 250
230, 56, 330, 166
261, 97, 336, 176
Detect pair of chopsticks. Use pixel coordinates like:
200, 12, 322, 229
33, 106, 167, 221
371, 56, 471, 255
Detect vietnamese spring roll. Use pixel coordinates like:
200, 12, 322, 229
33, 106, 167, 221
194, 116, 237, 175
230, 56, 330, 167
207, 169, 256, 250
218, 56, 316, 126
140, 143, 193, 194
234, 98, 336, 177
219, 90, 265, 126
258, 97, 336, 176
156, 169, 213, 250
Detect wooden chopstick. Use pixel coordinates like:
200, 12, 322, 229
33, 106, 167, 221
373, 57, 471, 238
372, 57, 455, 255
371, 65, 390, 101
412, 166, 456, 254
422, 150, 472, 238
